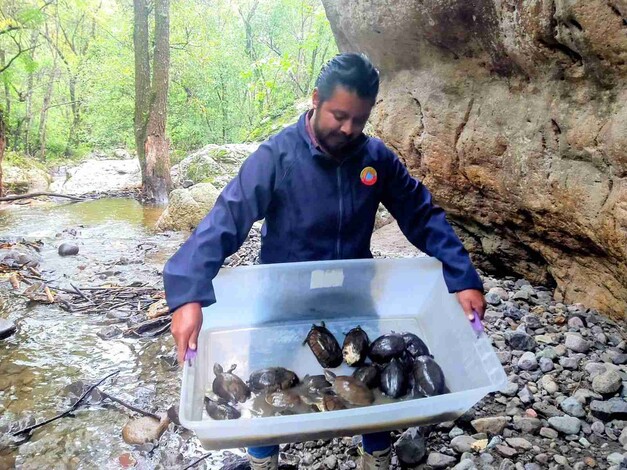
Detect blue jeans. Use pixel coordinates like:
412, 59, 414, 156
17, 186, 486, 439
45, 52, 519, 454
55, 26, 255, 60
248, 432, 391, 458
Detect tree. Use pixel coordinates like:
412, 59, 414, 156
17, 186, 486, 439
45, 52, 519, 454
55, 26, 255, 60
133, 0, 172, 204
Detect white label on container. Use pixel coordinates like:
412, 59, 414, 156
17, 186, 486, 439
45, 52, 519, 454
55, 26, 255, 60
310, 269, 344, 289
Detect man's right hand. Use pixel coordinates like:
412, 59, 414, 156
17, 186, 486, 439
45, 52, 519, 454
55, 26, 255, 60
170, 302, 203, 365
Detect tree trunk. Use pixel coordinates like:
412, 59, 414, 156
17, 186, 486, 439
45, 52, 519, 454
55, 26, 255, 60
64, 74, 80, 155
1, 50, 10, 122
134, 0, 171, 204
133, 0, 151, 188
24, 30, 39, 155
0, 108, 6, 197
38, 67, 57, 161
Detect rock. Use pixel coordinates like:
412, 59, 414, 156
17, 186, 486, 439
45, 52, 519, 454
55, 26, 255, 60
51, 159, 141, 195
573, 389, 602, 404
518, 352, 538, 371
471, 439, 488, 452
371, 221, 423, 257
554, 455, 569, 466
485, 292, 502, 305
589, 398, 627, 420
591, 370, 622, 394
449, 427, 464, 439
495, 445, 517, 458
171, 143, 259, 189
533, 402, 562, 418
451, 436, 476, 454
540, 375, 559, 394
147, 299, 170, 320
513, 417, 541, 434
505, 438, 532, 451
518, 386, 534, 404
394, 428, 426, 466
489, 287, 509, 301
155, 183, 221, 231
96, 325, 123, 340
452, 460, 477, 470
426, 452, 456, 469
121, 416, 169, 444
58, 243, 79, 257
0, 318, 17, 340
539, 357, 554, 373
620, 427, 627, 449
322, 0, 627, 320
471, 417, 510, 435
560, 357, 581, 370
568, 317, 585, 329
590, 421, 605, 434
548, 416, 582, 435
508, 331, 536, 351
607, 453, 625, 466
323, 456, 337, 469
537, 347, 557, 360
560, 397, 586, 417
301, 453, 315, 466
583, 456, 596, 467
535, 335, 556, 345
539, 427, 558, 439
500, 382, 519, 396
565, 333, 590, 353
3, 164, 51, 194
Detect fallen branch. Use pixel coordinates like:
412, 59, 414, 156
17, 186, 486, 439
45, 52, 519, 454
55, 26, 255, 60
13, 370, 120, 436
183, 453, 212, 470
70, 282, 95, 305
100, 391, 161, 420
0, 192, 86, 202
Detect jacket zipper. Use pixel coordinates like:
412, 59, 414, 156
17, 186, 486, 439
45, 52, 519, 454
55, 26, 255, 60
336, 165, 343, 259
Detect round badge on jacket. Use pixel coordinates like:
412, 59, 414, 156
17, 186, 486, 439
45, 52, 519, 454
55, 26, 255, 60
360, 166, 377, 186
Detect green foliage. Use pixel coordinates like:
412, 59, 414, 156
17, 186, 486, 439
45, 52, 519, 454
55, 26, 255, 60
0, 0, 337, 166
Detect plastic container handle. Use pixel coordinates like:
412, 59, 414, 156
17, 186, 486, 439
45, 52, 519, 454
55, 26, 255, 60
184, 348, 197, 366
470, 311, 484, 336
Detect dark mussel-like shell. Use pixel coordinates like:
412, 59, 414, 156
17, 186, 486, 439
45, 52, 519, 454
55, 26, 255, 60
204, 396, 241, 420
402, 332, 430, 357
352, 365, 380, 389
410, 355, 446, 397
212, 363, 250, 403
248, 367, 299, 393
302, 374, 331, 394
303, 322, 342, 368
368, 333, 405, 364
342, 326, 370, 366
380, 358, 407, 398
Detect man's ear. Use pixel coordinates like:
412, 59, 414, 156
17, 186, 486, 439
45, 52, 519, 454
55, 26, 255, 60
312, 88, 320, 110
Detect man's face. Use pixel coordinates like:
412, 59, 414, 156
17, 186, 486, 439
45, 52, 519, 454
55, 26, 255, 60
311, 85, 373, 154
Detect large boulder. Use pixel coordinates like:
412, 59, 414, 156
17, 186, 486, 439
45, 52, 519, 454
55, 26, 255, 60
50, 159, 141, 195
321, 0, 627, 319
155, 183, 221, 232
3, 165, 50, 194
171, 144, 259, 190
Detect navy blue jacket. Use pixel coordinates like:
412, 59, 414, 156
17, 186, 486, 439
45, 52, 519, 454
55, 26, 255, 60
163, 112, 483, 312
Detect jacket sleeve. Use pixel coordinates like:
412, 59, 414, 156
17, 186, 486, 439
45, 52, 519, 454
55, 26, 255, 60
380, 149, 483, 293
163, 142, 276, 311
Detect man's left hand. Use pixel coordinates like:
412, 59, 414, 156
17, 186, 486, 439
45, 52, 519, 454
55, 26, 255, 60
456, 289, 486, 321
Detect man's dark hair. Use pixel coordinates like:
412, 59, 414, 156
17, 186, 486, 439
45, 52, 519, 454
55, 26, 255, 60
315, 53, 379, 103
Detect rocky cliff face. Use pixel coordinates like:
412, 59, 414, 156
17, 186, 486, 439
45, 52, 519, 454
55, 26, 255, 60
321, 0, 627, 319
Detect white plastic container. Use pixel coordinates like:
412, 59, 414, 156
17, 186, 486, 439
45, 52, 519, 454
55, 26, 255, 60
179, 257, 507, 450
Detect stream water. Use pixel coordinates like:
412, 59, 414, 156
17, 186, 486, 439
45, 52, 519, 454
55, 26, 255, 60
0, 198, 239, 469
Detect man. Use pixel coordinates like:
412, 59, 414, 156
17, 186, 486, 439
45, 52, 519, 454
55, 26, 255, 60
164, 53, 486, 470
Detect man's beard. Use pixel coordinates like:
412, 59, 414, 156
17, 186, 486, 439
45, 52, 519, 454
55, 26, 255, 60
312, 116, 351, 154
